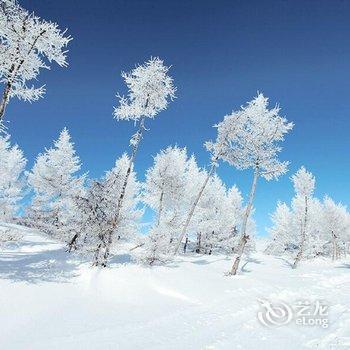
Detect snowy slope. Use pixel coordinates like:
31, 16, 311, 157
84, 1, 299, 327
0, 224, 349, 350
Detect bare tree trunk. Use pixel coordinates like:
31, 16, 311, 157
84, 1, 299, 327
0, 83, 11, 124
157, 191, 164, 226
337, 246, 341, 260
183, 234, 189, 253
331, 231, 340, 261
67, 232, 79, 252
0, 30, 46, 125
96, 117, 146, 267
93, 242, 104, 267
292, 196, 308, 269
129, 242, 144, 252
174, 162, 217, 255
229, 166, 259, 275
92, 227, 113, 267
195, 232, 202, 253
332, 231, 336, 261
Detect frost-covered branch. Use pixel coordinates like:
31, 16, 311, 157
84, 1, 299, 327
0, 0, 71, 123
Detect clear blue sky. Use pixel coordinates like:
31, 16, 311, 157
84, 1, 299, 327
7, 0, 350, 235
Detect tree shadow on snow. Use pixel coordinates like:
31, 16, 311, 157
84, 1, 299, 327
275, 256, 293, 268
334, 263, 350, 269
108, 253, 135, 266
240, 257, 263, 273
0, 247, 80, 284
189, 256, 231, 265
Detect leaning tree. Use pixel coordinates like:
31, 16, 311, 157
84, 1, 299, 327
94, 57, 176, 266
173, 133, 224, 255
207, 93, 294, 275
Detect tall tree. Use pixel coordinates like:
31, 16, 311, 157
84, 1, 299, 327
0, 134, 26, 221
173, 142, 222, 255
207, 93, 293, 275
99, 57, 175, 266
140, 146, 201, 263
291, 166, 315, 268
321, 196, 350, 261
27, 128, 85, 241
73, 154, 142, 266
0, 0, 71, 124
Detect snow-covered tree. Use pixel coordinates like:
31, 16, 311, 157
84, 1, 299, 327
104, 57, 175, 265
136, 223, 174, 265
291, 166, 315, 268
193, 179, 247, 255
114, 57, 176, 122
321, 196, 350, 260
206, 93, 294, 275
73, 154, 142, 266
0, 134, 26, 221
139, 146, 197, 264
139, 146, 249, 264
294, 194, 324, 259
0, 225, 23, 246
173, 136, 223, 255
266, 201, 294, 255
0, 0, 71, 124
143, 146, 188, 228
267, 167, 323, 261
267, 170, 350, 263
26, 128, 85, 241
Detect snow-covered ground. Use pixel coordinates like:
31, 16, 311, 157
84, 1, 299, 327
0, 224, 349, 350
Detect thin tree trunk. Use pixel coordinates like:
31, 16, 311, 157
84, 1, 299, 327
93, 243, 103, 266
174, 161, 217, 255
93, 227, 111, 267
337, 246, 341, 260
292, 196, 308, 269
195, 232, 202, 253
0, 29, 46, 125
229, 166, 259, 275
157, 191, 164, 226
183, 234, 188, 253
331, 231, 340, 261
96, 117, 146, 267
332, 231, 336, 261
0, 62, 15, 125
129, 243, 145, 252
67, 232, 79, 252
336, 238, 341, 260
0, 82, 11, 123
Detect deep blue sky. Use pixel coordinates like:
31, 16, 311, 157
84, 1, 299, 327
6, 0, 350, 235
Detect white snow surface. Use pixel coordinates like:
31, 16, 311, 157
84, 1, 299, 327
0, 224, 349, 350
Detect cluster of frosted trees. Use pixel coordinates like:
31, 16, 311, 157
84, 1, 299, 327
1, 1, 348, 273
0, 128, 253, 267
0, 76, 294, 274
0, 134, 26, 221
267, 167, 350, 265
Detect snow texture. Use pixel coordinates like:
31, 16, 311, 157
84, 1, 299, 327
1, 224, 349, 350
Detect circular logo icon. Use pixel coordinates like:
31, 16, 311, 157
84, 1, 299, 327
257, 299, 293, 327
